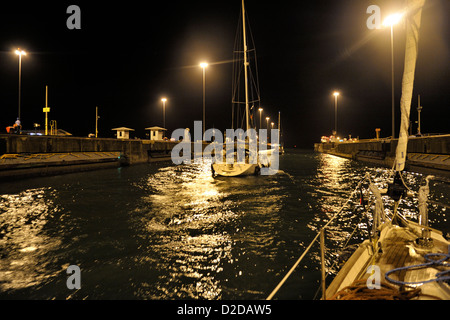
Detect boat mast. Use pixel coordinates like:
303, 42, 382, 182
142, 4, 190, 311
242, 0, 250, 132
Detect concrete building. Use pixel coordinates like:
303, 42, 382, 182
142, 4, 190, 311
112, 127, 134, 139
146, 126, 167, 141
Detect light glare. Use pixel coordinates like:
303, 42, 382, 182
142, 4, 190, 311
15, 49, 26, 56
382, 13, 404, 27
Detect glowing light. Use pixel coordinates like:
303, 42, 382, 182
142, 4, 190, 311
15, 49, 26, 56
200, 62, 208, 69
161, 98, 167, 102
382, 13, 404, 27
333, 91, 340, 97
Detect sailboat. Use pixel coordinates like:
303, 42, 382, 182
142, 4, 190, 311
325, 0, 450, 300
267, 0, 450, 301
212, 0, 264, 177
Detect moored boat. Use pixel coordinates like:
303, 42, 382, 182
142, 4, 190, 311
267, 0, 449, 301
212, 0, 271, 177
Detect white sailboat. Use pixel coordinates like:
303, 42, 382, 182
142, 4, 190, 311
324, 0, 450, 300
212, 0, 263, 177
267, 0, 450, 301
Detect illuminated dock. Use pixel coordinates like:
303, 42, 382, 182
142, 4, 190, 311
314, 134, 450, 176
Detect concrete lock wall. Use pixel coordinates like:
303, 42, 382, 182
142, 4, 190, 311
315, 134, 450, 177
327, 135, 450, 157
0, 134, 180, 164
406, 135, 450, 154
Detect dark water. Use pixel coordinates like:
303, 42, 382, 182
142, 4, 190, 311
0, 150, 449, 300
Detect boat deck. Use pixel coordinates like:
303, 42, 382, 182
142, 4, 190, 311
326, 219, 450, 300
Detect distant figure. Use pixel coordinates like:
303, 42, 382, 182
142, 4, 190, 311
184, 128, 191, 141
13, 118, 21, 134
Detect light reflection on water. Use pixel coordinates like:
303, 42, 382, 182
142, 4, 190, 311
131, 160, 286, 299
0, 151, 448, 299
133, 161, 235, 299
0, 188, 63, 292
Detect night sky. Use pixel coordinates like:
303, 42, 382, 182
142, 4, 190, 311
0, 0, 448, 148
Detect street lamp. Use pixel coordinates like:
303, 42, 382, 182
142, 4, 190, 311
271, 122, 275, 144
200, 62, 208, 138
383, 12, 404, 139
333, 91, 340, 137
258, 108, 263, 130
95, 106, 99, 138
15, 49, 27, 120
258, 108, 263, 129
161, 98, 167, 138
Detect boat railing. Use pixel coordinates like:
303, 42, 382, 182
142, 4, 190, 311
266, 174, 373, 300
266, 169, 442, 300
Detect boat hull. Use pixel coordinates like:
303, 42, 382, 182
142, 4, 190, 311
212, 163, 259, 177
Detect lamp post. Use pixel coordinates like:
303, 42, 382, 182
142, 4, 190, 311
15, 49, 26, 120
200, 62, 208, 138
333, 91, 340, 137
383, 13, 403, 139
271, 121, 275, 144
161, 98, 167, 138
258, 108, 263, 130
43, 86, 50, 136
417, 94, 422, 135
95, 106, 99, 138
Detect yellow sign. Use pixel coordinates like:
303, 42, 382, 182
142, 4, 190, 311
43, 107, 50, 112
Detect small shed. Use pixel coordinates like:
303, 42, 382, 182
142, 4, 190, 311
112, 127, 135, 139
145, 126, 167, 141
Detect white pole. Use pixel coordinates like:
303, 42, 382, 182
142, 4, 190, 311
96, 106, 98, 138
242, 0, 250, 132
320, 228, 327, 300
45, 86, 48, 135
417, 95, 422, 135
390, 25, 395, 139
18, 54, 22, 120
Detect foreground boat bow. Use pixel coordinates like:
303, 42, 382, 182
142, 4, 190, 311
327, 209, 450, 300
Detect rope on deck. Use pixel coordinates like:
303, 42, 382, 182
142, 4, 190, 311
327, 279, 422, 300
385, 250, 450, 287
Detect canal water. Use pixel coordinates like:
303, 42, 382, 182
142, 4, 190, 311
0, 150, 449, 299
